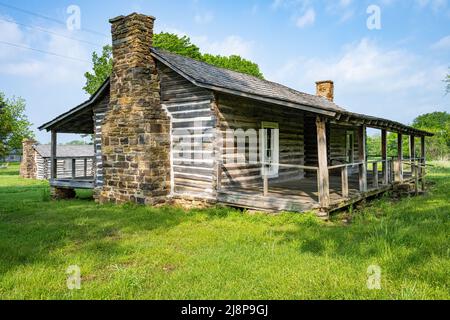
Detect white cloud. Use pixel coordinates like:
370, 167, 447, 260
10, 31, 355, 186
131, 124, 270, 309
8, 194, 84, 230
195, 35, 255, 58
0, 17, 26, 58
0, 18, 23, 43
415, 0, 448, 12
268, 38, 447, 121
325, 0, 355, 23
156, 25, 255, 59
296, 8, 316, 28
339, 0, 352, 7
271, 0, 285, 9
431, 35, 450, 50
194, 11, 214, 24
272, 38, 443, 93
0, 16, 91, 85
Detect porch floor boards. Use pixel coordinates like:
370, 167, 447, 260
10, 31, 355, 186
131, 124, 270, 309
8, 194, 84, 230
50, 177, 95, 189
218, 172, 413, 213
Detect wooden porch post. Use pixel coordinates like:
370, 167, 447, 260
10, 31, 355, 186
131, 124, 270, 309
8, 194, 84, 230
396, 133, 403, 182
409, 135, 415, 162
410, 135, 417, 189
381, 129, 388, 185
83, 158, 88, 177
341, 166, 349, 198
72, 159, 76, 179
358, 125, 367, 192
372, 162, 379, 189
316, 117, 330, 208
51, 130, 57, 180
421, 136, 426, 190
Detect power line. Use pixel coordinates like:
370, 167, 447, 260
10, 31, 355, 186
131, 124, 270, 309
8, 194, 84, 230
0, 17, 104, 48
0, 2, 109, 38
0, 40, 91, 63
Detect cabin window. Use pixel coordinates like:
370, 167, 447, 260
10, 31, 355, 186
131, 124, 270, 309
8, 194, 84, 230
346, 130, 355, 163
260, 122, 279, 177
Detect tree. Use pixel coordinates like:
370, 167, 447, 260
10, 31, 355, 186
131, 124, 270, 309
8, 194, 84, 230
202, 54, 264, 79
83, 45, 113, 95
412, 112, 450, 160
83, 33, 264, 95
445, 69, 450, 94
366, 132, 409, 159
153, 33, 202, 60
0, 92, 34, 158
66, 140, 87, 145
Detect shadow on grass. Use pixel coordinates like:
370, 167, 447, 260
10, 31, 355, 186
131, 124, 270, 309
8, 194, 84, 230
0, 170, 20, 176
274, 170, 450, 279
0, 184, 237, 277
0, 187, 186, 276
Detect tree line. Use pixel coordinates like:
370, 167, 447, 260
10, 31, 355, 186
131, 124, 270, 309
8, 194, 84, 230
366, 112, 450, 161
1, 42, 448, 162
83, 33, 264, 96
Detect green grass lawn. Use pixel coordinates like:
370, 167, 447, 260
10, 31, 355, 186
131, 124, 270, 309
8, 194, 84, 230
0, 162, 449, 300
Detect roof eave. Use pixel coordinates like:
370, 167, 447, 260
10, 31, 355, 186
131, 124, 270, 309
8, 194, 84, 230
151, 51, 338, 118
38, 79, 110, 132
334, 111, 434, 137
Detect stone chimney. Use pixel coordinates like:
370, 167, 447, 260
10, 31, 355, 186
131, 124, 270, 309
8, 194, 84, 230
99, 13, 171, 205
316, 80, 334, 102
20, 138, 37, 179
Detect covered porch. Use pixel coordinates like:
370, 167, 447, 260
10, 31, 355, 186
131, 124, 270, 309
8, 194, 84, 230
217, 115, 431, 214
38, 86, 103, 193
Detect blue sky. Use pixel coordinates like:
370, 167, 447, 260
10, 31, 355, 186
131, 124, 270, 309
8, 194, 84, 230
0, 0, 449, 143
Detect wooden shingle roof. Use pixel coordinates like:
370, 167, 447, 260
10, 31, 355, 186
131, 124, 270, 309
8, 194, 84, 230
39, 47, 433, 137
151, 47, 345, 115
34, 145, 94, 158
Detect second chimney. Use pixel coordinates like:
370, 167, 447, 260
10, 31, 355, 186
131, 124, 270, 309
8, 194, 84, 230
316, 80, 334, 102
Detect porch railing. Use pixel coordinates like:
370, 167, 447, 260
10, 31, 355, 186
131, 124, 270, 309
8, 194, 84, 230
50, 156, 95, 180
217, 160, 319, 195
217, 157, 427, 208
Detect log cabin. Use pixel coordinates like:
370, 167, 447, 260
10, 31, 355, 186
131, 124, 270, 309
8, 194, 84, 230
39, 13, 432, 214
20, 139, 94, 181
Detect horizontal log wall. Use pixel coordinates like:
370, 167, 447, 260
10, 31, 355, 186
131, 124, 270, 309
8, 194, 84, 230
43, 158, 94, 179
216, 94, 305, 187
36, 153, 47, 180
329, 124, 359, 166
304, 121, 360, 174
92, 91, 110, 186
158, 62, 216, 199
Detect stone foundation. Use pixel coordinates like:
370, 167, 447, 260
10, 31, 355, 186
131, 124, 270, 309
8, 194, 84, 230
51, 187, 76, 200
170, 196, 217, 211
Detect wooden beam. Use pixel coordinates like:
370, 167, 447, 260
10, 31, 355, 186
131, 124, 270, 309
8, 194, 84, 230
72, 159, 76, 179
316, 116, 330, 208
414, 162, 419, 196
381, 129, 388, 185
83, 158, 88, 177
396, 133, 403, 182
389, 160, 394, 184
51, 130, 57, 180
421, 136, 426, 191
373, 162, 379, 188
358, 125, 367, 192
410, 135, 416, 178
263, 174, 269, 197
341, 166, 349, 198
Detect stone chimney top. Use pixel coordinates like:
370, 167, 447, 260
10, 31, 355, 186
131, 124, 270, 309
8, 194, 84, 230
109, 12, 156, 24
316, 80, 334, 102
